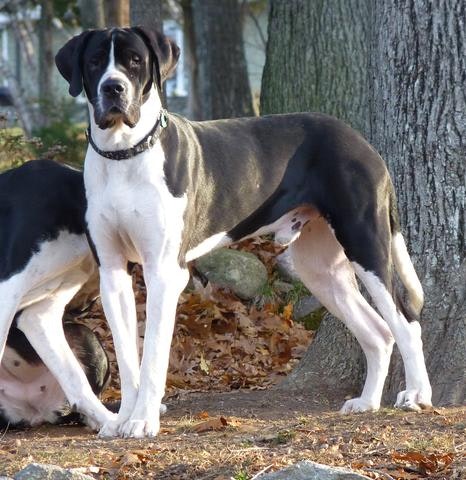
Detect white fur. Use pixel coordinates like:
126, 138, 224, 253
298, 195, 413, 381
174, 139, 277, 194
289, 218, 394, 413
352, 263, 432, 410
185, 232, 231, 262
0, 348, 67, 426
86, 79, 189, 436
0, 232, 116, 429
97, 39, 134, 116
392, 232, 424, 315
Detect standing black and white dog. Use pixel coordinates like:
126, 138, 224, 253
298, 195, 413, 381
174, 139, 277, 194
0, 160, 115, 429
56, 27, 432, 438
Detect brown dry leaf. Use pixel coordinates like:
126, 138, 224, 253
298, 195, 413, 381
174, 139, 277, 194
391, 451, 455, 475
192, 416, 228, 433
195, 411, 210, 420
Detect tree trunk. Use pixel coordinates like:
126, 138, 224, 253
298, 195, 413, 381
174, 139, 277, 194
262, 0, 371, 399
262, 0, 465, 407
79, 0, 105, 29
0, 61, 34, 136
38, 0, 54, 127
261, 0, 371, 137
130, 0, 163, 30
370, 0, 466, 405
191, 0, 254, 120
104, 0, 129, 27
180, 0, 201, 120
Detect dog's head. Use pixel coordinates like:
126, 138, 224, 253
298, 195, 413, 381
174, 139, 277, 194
55, 27, 179, 129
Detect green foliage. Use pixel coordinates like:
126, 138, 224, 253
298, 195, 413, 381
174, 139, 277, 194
0, 126, 35, 172
233, 471, 249, 480
299, 307, 326, 331
284, 280, 310, 305
32, 100, 87, 167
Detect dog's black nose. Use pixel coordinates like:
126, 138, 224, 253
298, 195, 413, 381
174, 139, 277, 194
101, 79, 126, 97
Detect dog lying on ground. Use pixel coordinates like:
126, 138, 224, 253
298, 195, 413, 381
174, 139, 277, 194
0, 160, 116, 430
1, 317, 109, 428
55, 27, 432, 438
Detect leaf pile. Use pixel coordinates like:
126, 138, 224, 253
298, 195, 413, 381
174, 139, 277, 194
79, 239, 312, 397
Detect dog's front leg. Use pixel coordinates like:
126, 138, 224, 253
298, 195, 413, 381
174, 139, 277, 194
98, 265, 141, 437
118, 261, 189, 438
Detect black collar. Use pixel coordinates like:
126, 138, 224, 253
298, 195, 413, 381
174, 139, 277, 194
86, 109, 168, 161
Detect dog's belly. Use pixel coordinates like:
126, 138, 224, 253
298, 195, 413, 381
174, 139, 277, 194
0, 348, 67, 426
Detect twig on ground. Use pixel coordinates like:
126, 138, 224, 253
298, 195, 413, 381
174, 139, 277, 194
250, 464, 274, 479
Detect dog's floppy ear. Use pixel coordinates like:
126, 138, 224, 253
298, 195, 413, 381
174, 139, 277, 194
133, 27, 180, 89
55, 31, 93, 97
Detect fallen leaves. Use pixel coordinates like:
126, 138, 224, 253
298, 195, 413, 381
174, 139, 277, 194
391, 451, 455, 476
80, 247, 313, 396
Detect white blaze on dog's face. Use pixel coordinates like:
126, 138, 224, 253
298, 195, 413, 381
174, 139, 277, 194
55, 27, 180, 130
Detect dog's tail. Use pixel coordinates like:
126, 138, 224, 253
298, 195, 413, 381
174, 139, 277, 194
389, 187, 424, 319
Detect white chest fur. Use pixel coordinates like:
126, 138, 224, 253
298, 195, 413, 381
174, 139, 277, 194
84, 141, 187, 264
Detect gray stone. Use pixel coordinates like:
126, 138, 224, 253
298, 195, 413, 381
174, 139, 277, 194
293, 295, 322, 320
195, 248, 268, 299
259, 461, 371, 479
275, 249, 299, 281
0, 476, 14, 480
14, 463, 95, 480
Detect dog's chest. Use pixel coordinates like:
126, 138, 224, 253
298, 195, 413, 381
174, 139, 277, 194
85, 144, 187, 260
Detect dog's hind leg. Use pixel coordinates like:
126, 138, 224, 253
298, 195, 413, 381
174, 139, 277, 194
351, 257, 432, 410
329, 199, 432, 410
0, 279, 23, 361
289, 217, 395, 412
16, 271, 116, 430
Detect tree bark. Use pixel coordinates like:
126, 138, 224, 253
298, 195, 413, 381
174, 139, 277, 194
261, 0, 371, 137
38, 0, 54, 127
262, 0, 465, 406
0, 60, 34, 136
180, 0, 201, 119
79, 0, 105, 29
191, 0, 254, 120
262, 0, 371, 399
104, 0, 129, 27
370, 0, 466, 405
130, 0, 163, 30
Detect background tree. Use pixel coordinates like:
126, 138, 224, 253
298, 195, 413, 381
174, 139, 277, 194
369, 0, 465, 405
38, 0, 54, 126
78, 0, 105, 29
104, 0, 129, 27
262, 0, 465, 405
130, 0, 162, 30
190, 0, 253, 120
261, 0, 371, 399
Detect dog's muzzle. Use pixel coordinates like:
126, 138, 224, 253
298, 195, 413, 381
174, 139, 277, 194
96, 78, 139, 129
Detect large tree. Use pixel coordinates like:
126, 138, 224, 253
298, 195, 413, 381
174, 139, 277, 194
261, 0, 465, 406
190, 0, 254, 120
369, 0, 465, 405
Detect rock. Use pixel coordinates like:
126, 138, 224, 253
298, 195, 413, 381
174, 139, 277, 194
14, 463, 95, 480
293, 295, 322, 321
195, 248, 268, 299
0, 476, 14, 480
275, 248, 299, 281
260, 460, 371, 479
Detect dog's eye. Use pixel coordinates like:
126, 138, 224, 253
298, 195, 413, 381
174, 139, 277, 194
131, 54, 141, 65
89, 57, 102, 68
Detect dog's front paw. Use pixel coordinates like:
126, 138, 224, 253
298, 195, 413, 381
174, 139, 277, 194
340, 397, 379, 414
85, 411, 117, 431
395, 389, 432, 411
98, 418, 122, 438
119, 418, 160, 438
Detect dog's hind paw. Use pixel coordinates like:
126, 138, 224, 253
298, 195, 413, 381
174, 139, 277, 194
119, 418, 160, 438
340, 397, 379, 414
395, 389, 432, 411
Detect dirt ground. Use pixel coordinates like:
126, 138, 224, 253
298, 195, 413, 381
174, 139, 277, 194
1, 389, 464, 480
